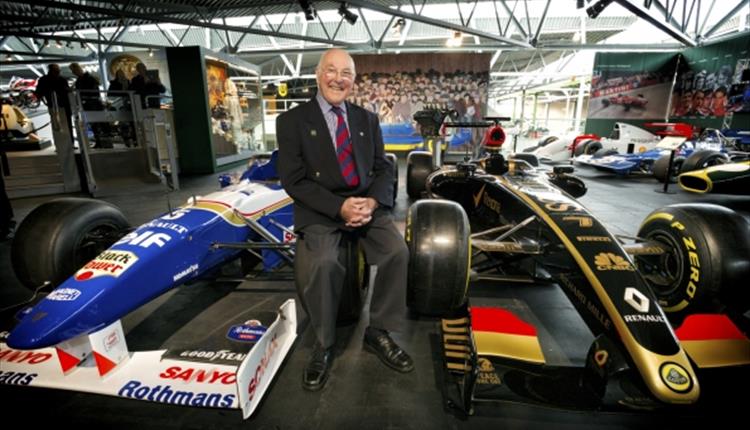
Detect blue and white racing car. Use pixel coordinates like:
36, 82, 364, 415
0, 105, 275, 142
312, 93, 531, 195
0, 153, 368, 418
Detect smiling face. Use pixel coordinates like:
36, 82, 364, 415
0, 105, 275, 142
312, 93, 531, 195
316, 48, 355, 106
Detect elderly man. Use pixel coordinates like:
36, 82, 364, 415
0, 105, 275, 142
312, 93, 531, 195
277, 48, 413, 391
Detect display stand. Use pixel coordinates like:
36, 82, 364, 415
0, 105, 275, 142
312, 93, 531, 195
654, 136, 687, 194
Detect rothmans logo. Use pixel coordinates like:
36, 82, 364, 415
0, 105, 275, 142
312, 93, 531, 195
594, 252, 634, 271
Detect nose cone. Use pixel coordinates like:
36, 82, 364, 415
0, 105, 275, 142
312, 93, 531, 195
6, 285, 104, 350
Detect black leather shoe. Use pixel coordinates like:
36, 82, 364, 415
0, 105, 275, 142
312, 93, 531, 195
303, 343, 333, 391
364, 328, 414, 373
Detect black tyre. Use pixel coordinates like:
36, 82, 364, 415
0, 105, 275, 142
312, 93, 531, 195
510, 152, 539, 167
635, 204, 750, 320
593, 148, 617, 158
11, 198, 129, 290
386, 152, 398, 203
406, 200, 470, 316
680, 149, 730, 173
406, 151, 434, 199
602, 99, 610, 107
652, 154, 685, 183
574, 139, 601, 157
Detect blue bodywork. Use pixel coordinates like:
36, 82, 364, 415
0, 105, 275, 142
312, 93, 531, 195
8, 155, 293, 350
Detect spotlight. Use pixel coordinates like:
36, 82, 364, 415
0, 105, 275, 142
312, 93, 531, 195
576, 0, 585, 8
586, 0, 615, 19
148, 48, 154, 57
298, 0, 317, 21
80, 41, 86, 49
338, 3, 358, 25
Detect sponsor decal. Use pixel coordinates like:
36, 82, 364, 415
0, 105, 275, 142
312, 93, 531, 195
178, 349, 247, 363
558, 274, 612, 330
0, 370, 37, 386
623, 314, 666, 323
160, 208, 190, 220
0, 348, 53, 364
247, 334, 280, 401
103, 330, 120, 352
594, 252, 635, 271
624, 287, 649, 313
576, 235, 611, 242
145, 220, 189, 235
227, 320, 267, 343
46, 288, 82, 301
118, 380, 235, 407
562, 216, 593, 227
75, 250, 139, 281
660, 362, 692, 393
115, 230, 172, 249
472, 185, 486, 208
173, 264, 199, 282
476, 358, 501, 385
159, 366, 236, 385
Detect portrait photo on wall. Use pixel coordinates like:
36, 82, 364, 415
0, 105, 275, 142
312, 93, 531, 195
350, 53, 490, 152
205, 59, 264, 158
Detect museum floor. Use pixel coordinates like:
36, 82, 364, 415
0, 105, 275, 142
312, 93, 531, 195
0, 156, 743, 429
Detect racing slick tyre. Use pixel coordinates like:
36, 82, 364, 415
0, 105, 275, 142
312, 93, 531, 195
652, 154, 685, 183
386, 152, 399, 203
635, 204, 750, 321
680, 149, 730, 173
406, 200, 470, 316
407, 151, 434, 199
510, 153, 539, 167
593, 148, 617, 158
574, 139, 602, 157
11, 198, 130, 290
337, 235, 370, 325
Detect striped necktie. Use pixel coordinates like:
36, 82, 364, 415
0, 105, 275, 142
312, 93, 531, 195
331, 105, 359, 187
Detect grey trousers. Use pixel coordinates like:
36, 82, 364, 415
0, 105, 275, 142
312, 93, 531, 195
295, 215, 409, 348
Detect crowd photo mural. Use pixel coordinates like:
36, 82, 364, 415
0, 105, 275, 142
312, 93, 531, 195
350, 53, 490, 152
670, 37, 750, 119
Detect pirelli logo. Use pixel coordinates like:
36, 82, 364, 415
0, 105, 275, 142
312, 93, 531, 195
576, 235, 611, 242
594, 252, 634, 271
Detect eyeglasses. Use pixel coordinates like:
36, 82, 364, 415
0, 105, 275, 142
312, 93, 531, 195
322, 66, 354, 81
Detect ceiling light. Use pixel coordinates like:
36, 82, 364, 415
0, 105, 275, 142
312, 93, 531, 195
446, 31, 463, 48
298, 0, 317, 21
338, 3, 358, 25
148, 48, 154, 57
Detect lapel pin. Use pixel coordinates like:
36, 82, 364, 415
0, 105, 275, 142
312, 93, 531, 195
359, 131, 364, 136
310, 130, 317, 137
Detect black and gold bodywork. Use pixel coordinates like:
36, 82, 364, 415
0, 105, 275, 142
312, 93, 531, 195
408, 152, 750, 415
678, 160, 750, 194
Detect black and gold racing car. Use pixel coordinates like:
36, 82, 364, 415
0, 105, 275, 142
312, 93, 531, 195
404, 109, 750, 413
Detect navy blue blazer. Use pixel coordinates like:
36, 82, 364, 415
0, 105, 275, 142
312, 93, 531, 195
277, 98, 394, 231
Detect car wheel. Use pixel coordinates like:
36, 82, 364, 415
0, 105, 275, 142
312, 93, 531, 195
602, 99, 610, 107
680, 149, 730, 173
406, 200, 470, 316
593, 148, 617, 158
406, 151, 434, 199
636, 204, 750, 321
573, 139, 600, 157
337, 235, 370, 325
652, 154, 685, 183
11, 198, 130, 290
386, 152, 398, 204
